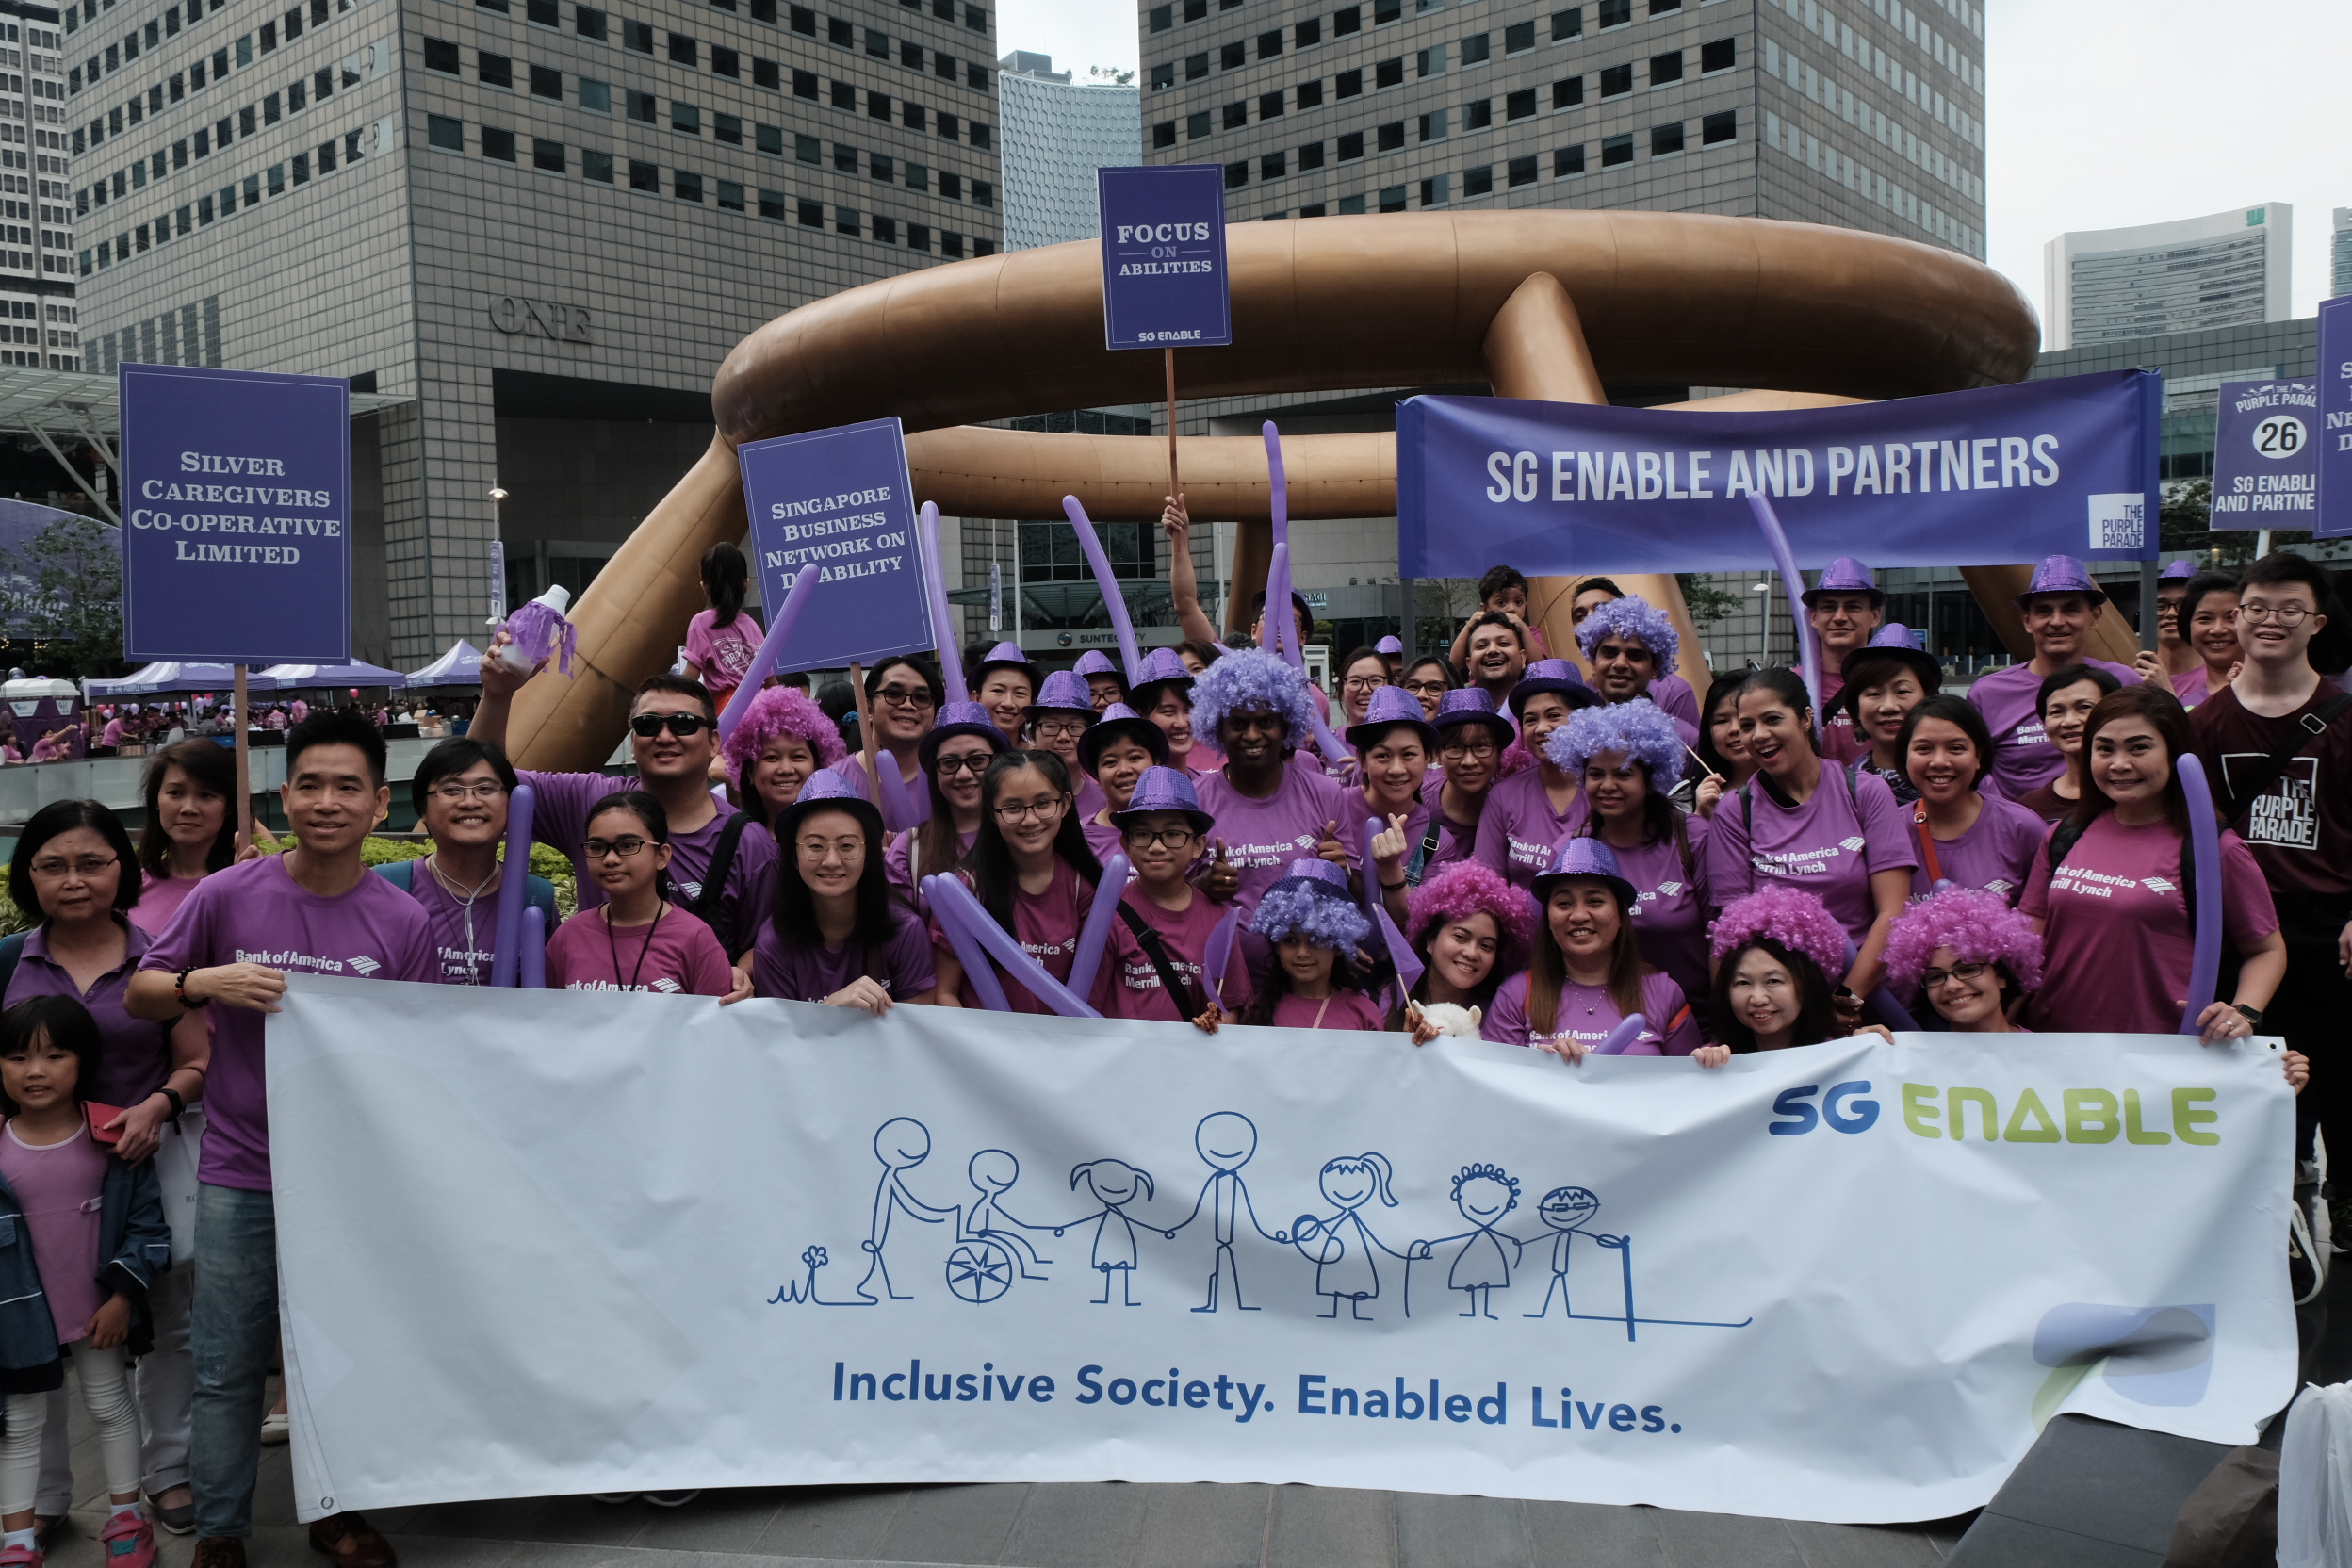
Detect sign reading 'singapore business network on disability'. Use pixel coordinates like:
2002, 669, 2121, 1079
738, 416, 934, 673
1097, 165, 1231, 351
120, 363, 352, 663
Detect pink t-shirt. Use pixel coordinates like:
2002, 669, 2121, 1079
139, 853, 435, 1190
1601, 821, 1712, 1027
886, 825, 976, 896
545, 906, 735, 994
1705, 767, 1919, 948
1472, 768, 1589, 890
1480, 970, 1701, 1055
2172, 665, 2220, 709
1083, 814, 1125, 867
1416, 772, 1482, 873
1268, 988, 1388, 1032
518, 769, 777, 952
685, 608, 763, 700
0, 1121, 106, 1342
932, 858, 1113, 1014
99, 719, 122, 747
1193, 760, 1358, 918
130, 872, 204, 939
1968, 659, 2139, 798
1106, 886, 1250, 1021
2019, 815, 2278, 1036
1911, 794, 2047, 904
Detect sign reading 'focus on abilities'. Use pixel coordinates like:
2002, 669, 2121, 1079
1097, 165, 1231, 351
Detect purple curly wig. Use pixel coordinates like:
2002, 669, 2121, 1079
1405, 862, 1536, 975
722, 686, 848, 775
1884, 887, 2045, 998
1250, 886, 1374, 952
1708, 884, 1847, 980
1548, 697, 1685, 779
1575, 594, 1681, 672
1190, 645, 1318, 748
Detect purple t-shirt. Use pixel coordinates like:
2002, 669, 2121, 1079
519, 769, 777, 955
390, 859, 540, 985
931, 859, 1114, 1014
6, 922, 175, 1108
1600, 821, 1712, 1028
1473, 769, 1590, 890
684, 608, 762, 699
1912, 794, 2047, 904
129, 872, 204, 939
885, 825, 976, 898
1650, 672, 1700, 732
2020, 816, 2278, 1036
1105, 886, 1250, 1021
1083, 814, 1125, 867
1268, 989, 1388, 1032
1705, 768, 1919, 947
0, 1121, 107, 1341
752, 903, 936, 1003
1481, 970, 1700, 1055
1193, 760, 1358, 917
139, 853, 434, 1191
1967, 659, 2138, 798
545, 906, 735, 994
2172, 665, 2219, 710
1416, 772, 1483, 873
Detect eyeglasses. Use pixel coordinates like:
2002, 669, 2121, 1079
1919, 960, 1989, 990
1403, 679, 1450, 695
427, 781, 505, 801
993, 796, 1067, 823
29, 855, 115, 878
1440, 739, 1498, 759
936, 753, 992, 776
795, 836, 865, 859
1341, 677, 1387, 693
1122, 826, 1198, 849
1033, 719, 1090, 741
630, 711, 713, 739
2239, 602, 2316, 626
875, 687, 936, 709
584, 836, 652, 860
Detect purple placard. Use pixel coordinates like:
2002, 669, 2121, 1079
121, 362, 351, 662
1397, 369, 2162, 575
2209, 379, 2317, 531
738, 416, 933, 673
1098, 165, 1232, 351
2319, 297, 2352, 540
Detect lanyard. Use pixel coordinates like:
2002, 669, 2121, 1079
604, 903, 666, 991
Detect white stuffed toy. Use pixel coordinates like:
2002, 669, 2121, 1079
1406, 1001, 1483, 1044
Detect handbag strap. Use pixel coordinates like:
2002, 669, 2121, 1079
1114, 901, 1202, 1018
2216, 692, 2352, 829
1910, 800, 1946, 887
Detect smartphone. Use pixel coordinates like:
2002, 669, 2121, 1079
85, 1102, 125, 1145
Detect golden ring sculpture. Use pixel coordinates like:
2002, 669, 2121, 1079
509, 209, 2099, 772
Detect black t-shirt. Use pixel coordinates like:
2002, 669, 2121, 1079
2190, 681, 2352, 903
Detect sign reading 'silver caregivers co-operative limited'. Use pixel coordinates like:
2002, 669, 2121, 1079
1098, 165, 1231, 351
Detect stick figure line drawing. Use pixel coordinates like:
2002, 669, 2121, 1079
1412, 1162, 1527, 1319
1518, 1184, 1753, 1341
1062, 1159, 1166, 1306
858, 1117, 962, 1301
1291, 1152, 1414, 1320
965, 1149, 1054, 1279
1170, 1112, 1288, 1313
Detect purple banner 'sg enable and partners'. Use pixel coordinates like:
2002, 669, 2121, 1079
2208, 380, 2317, 530
120, 362, 351, 663
1397, 369, 2163, 578
1097, 165, 1231, 351
739, 416, 933, 674
2318, 296, 2352, 540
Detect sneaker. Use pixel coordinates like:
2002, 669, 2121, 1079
259, 1413, 290, 1446
643, 1492, 700, 1510
0, 1541, 42, 1568
100, 1513, 155, 1568
191, 1537, 246, 1568
144, 1493, 194, 1538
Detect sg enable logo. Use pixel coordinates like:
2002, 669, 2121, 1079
1767, 1080, 2223, 1146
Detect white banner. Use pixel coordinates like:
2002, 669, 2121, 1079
266, 978, 2297, 1526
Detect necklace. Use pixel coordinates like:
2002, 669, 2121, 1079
426, 853, 498, 982
604, 902, 665, 990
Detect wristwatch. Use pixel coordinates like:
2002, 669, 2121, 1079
2231, 1003, 2265, 1029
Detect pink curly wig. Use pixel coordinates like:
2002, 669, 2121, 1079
1495, 737, 1537, 776
1574, 594, 1680, 671
1883, 887, 2045, 998
1708, 884, 1847, 980
1190, 645, 1318, 746
1405, 863, 1537, 976
722, 686, 848, 775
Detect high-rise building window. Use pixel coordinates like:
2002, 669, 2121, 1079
1598, 63, 1629, 96
1596, 0, 1629, 25
530, 63, 561, 98
1336, 130, 1362, 159
1152, 120, 1174, 148
674, 168, 702, 200
833, 204, 858, 234
422, 37, 457, 74
1296, 78, 1321, 107
481, 125, 514, 160
1184, 110, 1208, 139
1458, 33, 1487, 65
1699, 38, 1733, 73
1701, 108, 1735, 144
478, 51, 512, 88
759, 188, 786, 220
1649, 50, 1680, 85
531, 135, 564, 170
1508, 154, 1536, 186
1375, 119, 1402, 150
1650, 121, 1682, 155
1554, 143, 1584, 176
716, 179, 743, 209
1377, 184, 1405, 212
1222, 159, 1245, 188
427, 112, 463, 150
582, 148, 612, 180
1505, 88, 1534, 119
1553, 76, 1581, 107
628, 156, 656, 189
1600, 132, 1630, 165
1298, 139, 1323, 169
1295, 18, 1320, 46
1218, 41, 1242, 69
1460, 164, 1489, 196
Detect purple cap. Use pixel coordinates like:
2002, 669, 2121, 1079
2160, 559, 2198, 581
773, 766, 882, 841
1432, 686, 1515, 741
1267, 858, 1352, 899
1346, 682, 1439, 752
919, 699, 1012, 770
1073, 650, 1121, 678
1111, 764, 1215, 833
973, 641, 1041, 682
1838, 622, 1941, 695
1375, 635, 1404, 655
1509, 658, 1593, 719
1026, 670, 1098, 718
1802, 557, 1884, 608
1530, 836, 1635, 906
2016, 554, 2108, 609
1079, 701, 1171, 774
1130, 645, 1196, 704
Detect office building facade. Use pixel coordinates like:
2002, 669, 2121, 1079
2044, 203, 2292, 351
995, 51, 1135, 250
2334, 206, 2351, 301
0, 0, 76, 369
67, 0, 1000, 663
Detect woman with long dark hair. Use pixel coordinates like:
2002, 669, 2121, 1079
1482, 840, 1707, 1059
129, 740, 241, 936
2019, 684, 2283, 1039
1393, 862, 1533, 1036
887, 700, 1008, 892
929, 750, 1111, 1013
1690, 672, 1755, 820
753, 770, 936, 1010
683, 541, 760, 714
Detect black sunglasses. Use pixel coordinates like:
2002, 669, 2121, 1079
630, 712, 713, 739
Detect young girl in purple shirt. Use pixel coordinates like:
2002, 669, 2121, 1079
1239, 861, 1386, 1032
930, 750, 1112, 1014
888, 701, 1006, 895
752, 770, 936, 1011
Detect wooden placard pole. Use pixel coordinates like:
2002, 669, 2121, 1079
849, 660, 881, 807
1165, 348, 1180, 498
232, 663, 252, 852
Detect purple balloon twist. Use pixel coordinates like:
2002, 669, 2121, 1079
1203, 906, 1240, 1010
874, 759, 927, 832
927, 874, 1102, 1019
718, 564, 821, 743
519, 904, 546, 988
1062, 497, 1144, 688
919, 502, 970, 705
490, 783, 536, 988
1746, 494, 1821, 721
2176, 753, 2223, 1035
921, 875, 1013, 1012
1065, 853, 1131, 1000
1591, 1014, 1648, 1056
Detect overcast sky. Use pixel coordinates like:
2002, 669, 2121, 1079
997, 0, 2352, 345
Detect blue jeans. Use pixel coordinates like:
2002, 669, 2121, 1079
189, 1183, 277, 1541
